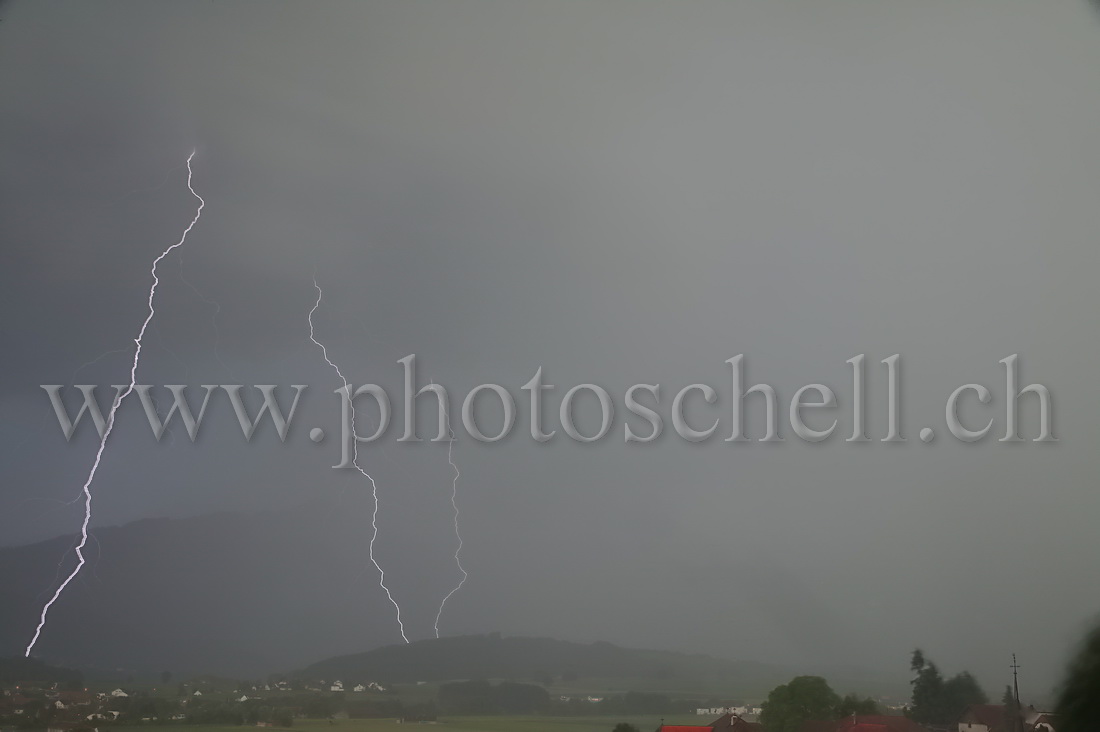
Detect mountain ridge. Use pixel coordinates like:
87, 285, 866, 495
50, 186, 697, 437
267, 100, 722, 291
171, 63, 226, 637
299, 633, 780, 685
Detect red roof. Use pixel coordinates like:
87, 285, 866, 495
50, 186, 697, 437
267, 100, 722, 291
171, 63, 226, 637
800, 722, 837, 732
709, 714, 762, 732
659, 727, 714, 732
960, 705, 1008, 731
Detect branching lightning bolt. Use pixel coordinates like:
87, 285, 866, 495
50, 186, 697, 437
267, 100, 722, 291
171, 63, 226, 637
433, 385, 467, 638
308, 277, 409, 644
25, 151, 205, 657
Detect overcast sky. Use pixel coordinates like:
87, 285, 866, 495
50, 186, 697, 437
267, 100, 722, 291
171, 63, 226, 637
2, 0, 1100, 694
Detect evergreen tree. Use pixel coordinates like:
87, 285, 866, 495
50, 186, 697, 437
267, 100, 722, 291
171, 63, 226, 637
907, 649, 987, 725
1055, 623, 1100, 732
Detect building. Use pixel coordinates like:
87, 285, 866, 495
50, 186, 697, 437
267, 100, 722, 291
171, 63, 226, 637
958, 704, 1056, 732
710, 713, 763, 732
1027, 713, 1055, 732
657, 713, 762, 732
960, 704, 1011, 732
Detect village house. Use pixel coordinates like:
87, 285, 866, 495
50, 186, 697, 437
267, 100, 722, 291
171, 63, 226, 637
698, 707, 762, 719
710, 713, 763, 732
698, 708, 736, 717
657, 712, 762, 732
958, 704, 1057, 732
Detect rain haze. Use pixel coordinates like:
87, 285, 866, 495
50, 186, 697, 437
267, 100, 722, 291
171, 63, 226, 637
2, 0, 1100, 714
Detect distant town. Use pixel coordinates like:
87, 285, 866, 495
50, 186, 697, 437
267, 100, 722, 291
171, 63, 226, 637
0, 645, 1058, 732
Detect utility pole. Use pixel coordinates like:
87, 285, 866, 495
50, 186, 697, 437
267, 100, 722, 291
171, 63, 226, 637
1010, 654, 1024, 732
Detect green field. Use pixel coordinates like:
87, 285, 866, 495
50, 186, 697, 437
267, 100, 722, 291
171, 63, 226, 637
130, 717, 704, 732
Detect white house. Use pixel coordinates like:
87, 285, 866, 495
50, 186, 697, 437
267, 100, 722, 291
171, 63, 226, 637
110, 689, 129, 698
697, 706, 760, 718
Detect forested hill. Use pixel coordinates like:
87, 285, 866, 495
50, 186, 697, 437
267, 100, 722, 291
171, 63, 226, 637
300, 634, 777, 685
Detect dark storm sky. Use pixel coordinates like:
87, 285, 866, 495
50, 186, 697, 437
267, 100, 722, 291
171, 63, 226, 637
2, 0, 1100, 693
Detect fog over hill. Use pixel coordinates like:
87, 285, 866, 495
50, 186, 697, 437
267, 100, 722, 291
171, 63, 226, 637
301, 634, 776, 686
3, 0, 1099, 708
1, 509, 907, 696
0, 503, 466, 678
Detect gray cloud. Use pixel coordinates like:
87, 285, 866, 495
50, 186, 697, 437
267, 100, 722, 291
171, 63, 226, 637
2, 0, 1100, 695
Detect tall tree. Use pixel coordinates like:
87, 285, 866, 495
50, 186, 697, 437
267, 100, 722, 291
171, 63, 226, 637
1055, 622, 1100, 732
836, 693, 879, 718
908, 650, 946, 724
907, 649, 987, 725
760, 676, 840, 732
942, 671, 988, 720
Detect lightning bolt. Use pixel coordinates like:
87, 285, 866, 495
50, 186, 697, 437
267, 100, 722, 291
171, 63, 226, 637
25, 151, 205, 657
308, 276, 409, 644
433, 385, 467, 638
